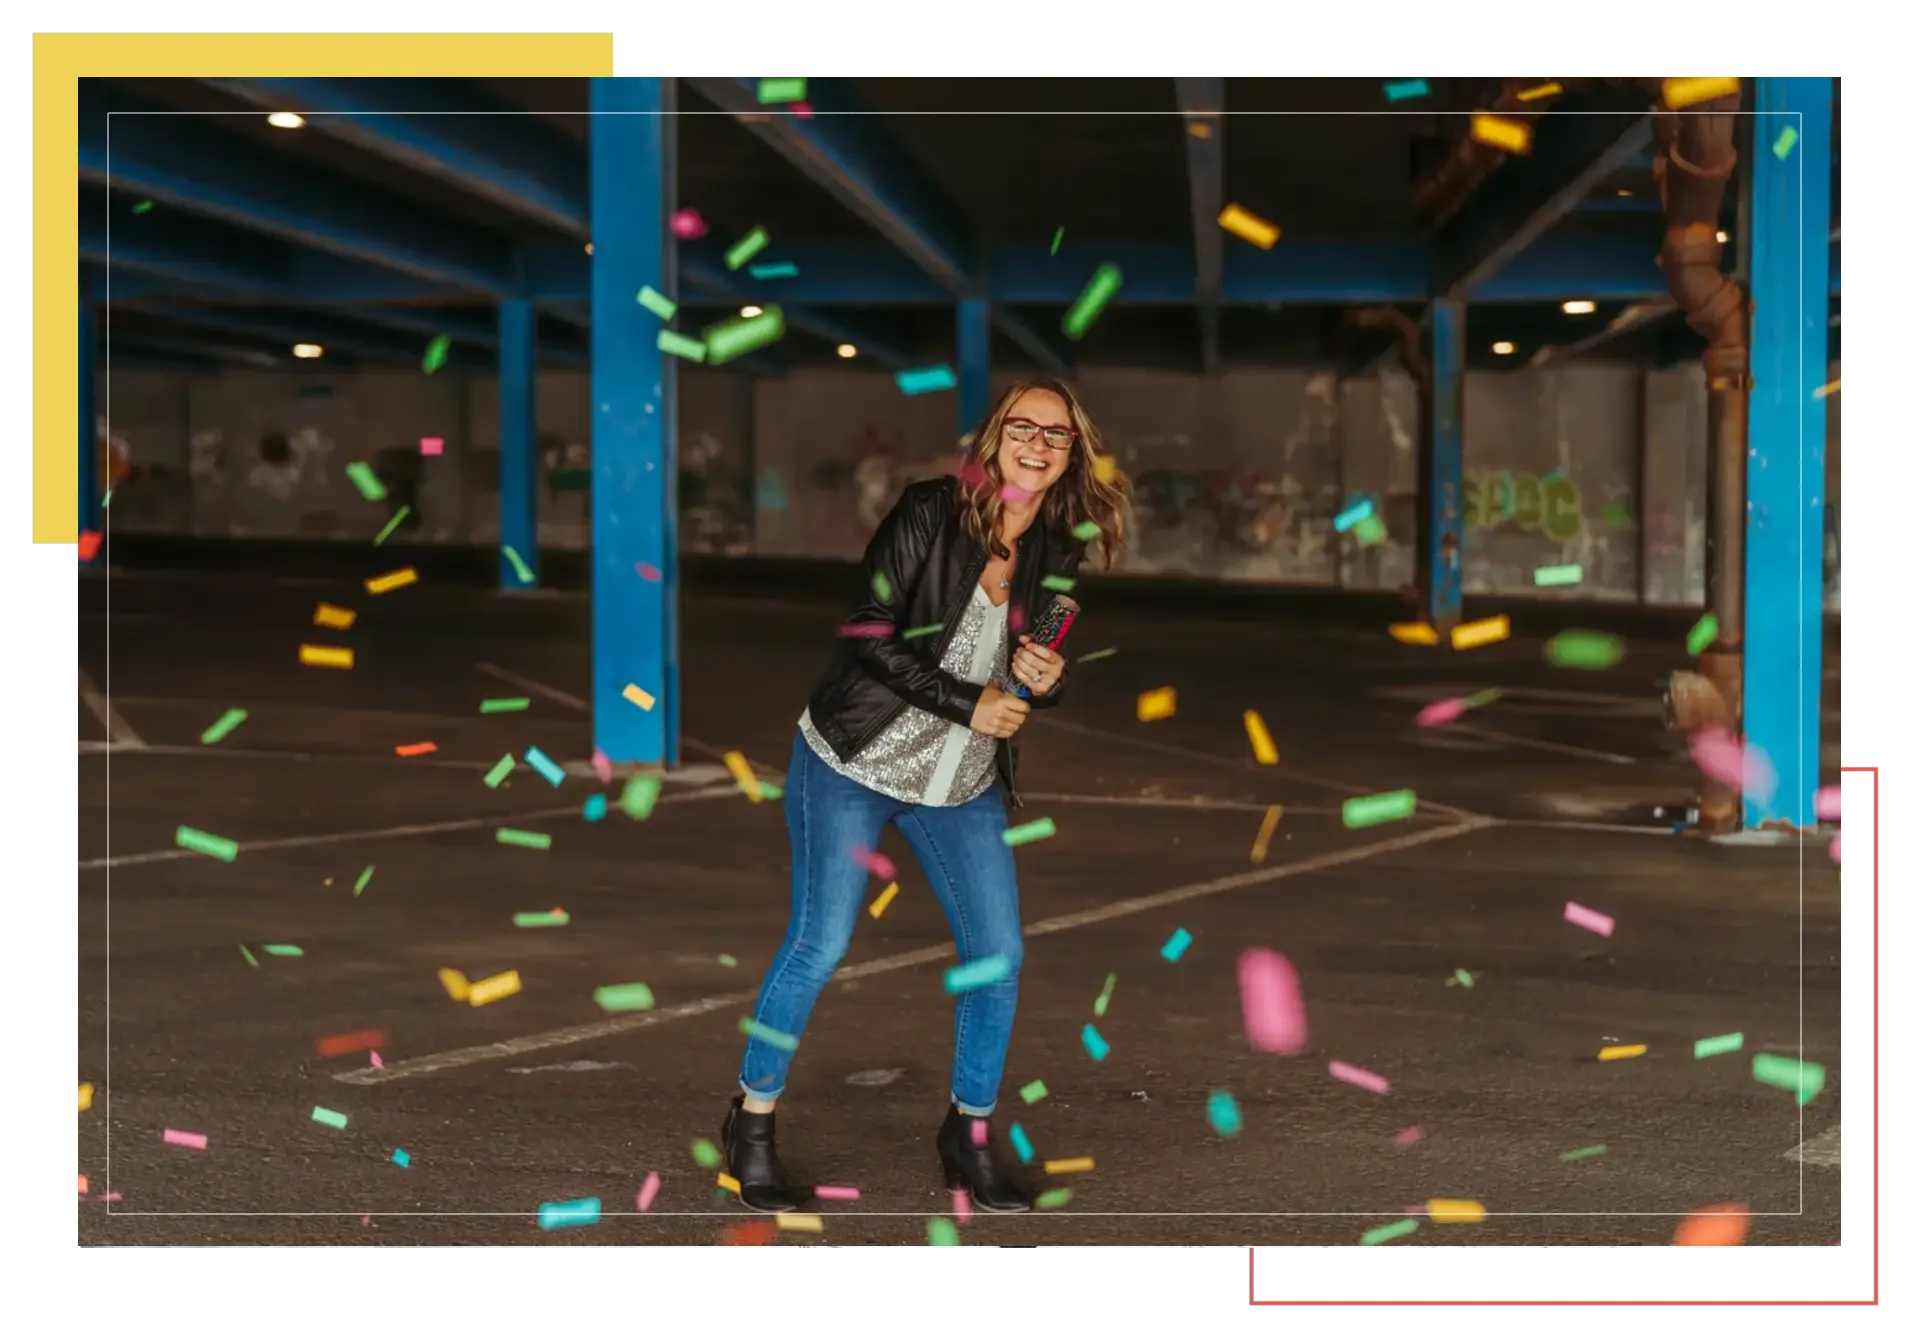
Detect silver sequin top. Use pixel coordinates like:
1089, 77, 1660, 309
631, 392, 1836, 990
799, 585, 1010, 806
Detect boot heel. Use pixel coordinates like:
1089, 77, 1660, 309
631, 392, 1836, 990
940, 1157, 965, 1191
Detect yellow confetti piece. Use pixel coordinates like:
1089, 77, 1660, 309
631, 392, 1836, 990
622, 683, 656, 711
1516, 82, 1563, 102
299, 644, 354, 670
725, 750, 763, 802
364, 567, 419, 596
1044, 1156, 1095, 1174
1250, 805, 1283, 863
776, 1212, 824, 1233
1813, 379, 1839, 400
80, 1083, 93, 1112
1664, 77, 1740, 111
437, 968, 470, 1001
1598, 1043, 1647, 1062
1092, 454, 1118, 484
1217, 203, 1280, 250
1136, 687, 1177, 723
1242, 710, 1279, 765
1185, 121, 1212, 140
869, 882, 900, 918
717, 1172, 741, 1194
1451, 615, 1511, 651
1427, 1198, 1487, 1223
1470, 113, 1532, 155
1389, 622, 1439, 646
467, 970, 521, 1007
313, 603, 356, 629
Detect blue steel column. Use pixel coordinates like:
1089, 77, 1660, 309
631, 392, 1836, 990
957, 297, 989, 437
497, 298, 539, 587
79, 300, 98, 536
1743, 78, 1832, 828
590, 77, 678, 766
1419, 298, 1466, 630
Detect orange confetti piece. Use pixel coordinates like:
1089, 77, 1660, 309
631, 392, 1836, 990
79, 1173, 88, 1196
1136, 687, 1177, 723
724, 1220, 775, 1246
316, 1029, 387, 1058
1675, 1203, 1749, 1246
1470, 113, 1532, 155
395, 741, 438, 757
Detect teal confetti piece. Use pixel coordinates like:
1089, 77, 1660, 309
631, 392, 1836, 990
690, 1139, 722, 1168
479, 696, 530, 714
1383, 79, 1429, 103
422, 334, 451, 374
1019, 1080, 1049, 1105
757, 78, 807, 105
1334, 498, 1375, 533
1341, 790, 1417, 829
263, 944, 303, 957
636, 286, 677, 320
1752, 1053, 1825, 1105
1077, 647, 1118, 663
392, 1148, 411, 1168
739, 1016, 800, 1053
1050, 226, 1064, 255
724, 227, 771, 271
131, 200, 155, 214
1160, 928, 1193, 962
1207, 1089, 1242, 1137
1353, 514, 1387, 547
1694, 1031, 1744, 1059
100, 489, 113, 509
1041, 575, 1076, 593
1361, 1218, 1419, 1245
176, 825, 238, 862
1081, 1023, 1110, 1062
482, 754, 516, 788
238, 944, 258, 968
538, 1197, 601, 1230
495, 828, 552, 851
872, 572, 892, 603
200, 709, 248, 745
1533, 563, 1583, 588
903, 623, 944, 640
502, 545, 535, 584
352, 866, 374, 898
594, 983, 655, 1013
1009, 1123, 1035, 1163
621, 773, 662, 820
524, 746, 566, 787
1545, 630, 1624, 670
1687, 613, 1719, 656
1451, 968, 1475, 988
1003, 817, 1057, 847
658, 329, 708, 362
896, 365, 958, 395
344, 461, 387, 502
373, 505, 410, 546
928, 1218, 960, 1246
748, 261, 798, 280
1035, 1188, 1073, 1210
1063, 263, 1122, 340
945, 955, 1013, 994
1071, 520, 1101, 541
513, 910, 570, 928
1773, 126, 1799, 160
706, 306, 785, 364
1561, 1144, 1607, 1161
717, 954, 738, 968
1093, 972, 1116, 1017
311, 1106, 349, 1131
583, 793, 608, 822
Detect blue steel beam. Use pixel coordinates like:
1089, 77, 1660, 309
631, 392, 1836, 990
498, 299, 540, 589
1175, 78, 1225, 375
204, 78, 590, 237
1418, 299, 1466, 630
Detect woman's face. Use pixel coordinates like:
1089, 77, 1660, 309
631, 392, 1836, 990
994, 388, 1075, 497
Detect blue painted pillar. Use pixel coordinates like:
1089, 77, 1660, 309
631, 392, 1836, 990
590, 77, 678, 766
79, 300, 97, 536
957, 297, 990, 437
498, 298, 539, 587
1743, 78, 1831, 828
1419, 298, 1466, 630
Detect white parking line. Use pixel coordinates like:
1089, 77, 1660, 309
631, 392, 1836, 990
475, 661, 772, 775
79, 667, 145, 748
1452, 723, 1638, 766
335, 816, 1492, 1086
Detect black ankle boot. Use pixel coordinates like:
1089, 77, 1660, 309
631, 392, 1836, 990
722, 1095, 805, 1213
936, 1105, 1033, 1213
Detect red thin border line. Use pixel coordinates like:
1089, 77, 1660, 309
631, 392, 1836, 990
1249, 766, 1878, 1307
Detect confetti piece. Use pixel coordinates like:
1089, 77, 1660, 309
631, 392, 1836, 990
708, 306, 786, 364
1383, 79, 1428, 103
1160, 928, 1193, 962
723, 750, 763, 802
716, 1172, 741, 1194
1813, 379, 1839, 400
1470, 112, 1532, 155
636, 286, 677, 320
1417, 698, 1468, 727
80, 1082, 93, 1112
1563, 901, 1614, 937
616, 683, 657, 713
896, 365, 958, 395
658, 329, 707, 362
724, 227, 771, 271
1517, 81, 1563, 102
1686, 613, 1718, 655
1427, 1198, 1486, 1223
1362, 1218, 1419, 1245
1562, 1145, 1607, 1161
591, 748, 613, 784
757, 77, 807, 104
1694, 1032, 1744, 1059
1249, 804, 1283, 863
583, 793, 607, 821
311, 1106, 349, 1131
419, 437, 444, 457
263, 943, 303, 957
1050, 226, 1064, 255
1342, 789, 1416, 829
422, 335, 451, 374
637, 1172, 661, 1211
1036, 1188, 1073, 1210
524, 746, 565, 787
748, 261, 799, 281
1092, 454, 1118, 484
300, 644, 354, 670
1060, 522, 1101, 547
670, 208, 707, 240
78, 530, 103, 562
1450, 968, 1475, 988
723, 1220, 774, 1246
1136, 686, 1177, 722
1241, 710, 1280, 765
691, 1139, 722, 1168
1008, 1123, 1035, 1162
317, 1029, 384, 1057
1081, 1024, 1110, 1062
1040, 574, 1077, 594
1545, 630, 1624, 669
1664, 77, 1740, 110
870, 572, 893, 603
1815, 786, 1840, 821
1076, 648, 1118, 667
1533, 563, 1582, 587
1689, 727, 1777, 805
345, 461, 388, 501
593, 983, 656, 1014
1675, 1203, 1749, 1246
1394, 1126, 1424, 1146
392, 1148, 411, 1168
928, 1218, 960, 1245
78, 1173, 87, 1196
1329, 1060, 1389, 1094
836, 622, 893, 639
373, 506, 410, 546
1002, 817, 1057, 847
468, 970, 521, 1006
903, 623, 944, 640
514, 909, 570, 928
1390, 622, 1439, 646
1598, 1044, 1647, 1061
951, 1188, 972, 1222
971, 1120, 989, 1147
495, 828, 552, 851
1239, 948, 1309, 1054
163, 1128, 208, 1150
479, 696, 530, 715
1352, 514, 1387, 546
621, 773, 662, 820
1062, 262, 1122, 340
1334, 498, 1375, 533
814, 1185, 861, 1202
1093, 972, 1116, 1017
945, 955, 1014, 994
1217, 203, 1280, 250
370, 1052, 383, 1068
313, 603, 356, 629
776, 1212, 823, 1234
1772, 126, 1798, 159
1045, 1156, 1094, 1175
1451, 615, 1510, 650
175, 826, 238, 862
1207, 1090, 1243, 1138
438, 968, 470, 1000
1019, 1080, 1049, 1105
538, 1198, 601, 1230
132, 199, 155, 214
1752, 1053, 1825, 1105
482, 754, 516, 788
868, 882, 900, 918
500, 544, 538, 585
850, 844, 896, 881
395, 741, 437, 757
239, 944, 259, 967
739, 1016, 800, 1052
364, 567, 418, 595
200, 709, 248, 744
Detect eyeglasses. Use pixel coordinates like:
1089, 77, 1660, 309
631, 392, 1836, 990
1004, 419, 1077, 451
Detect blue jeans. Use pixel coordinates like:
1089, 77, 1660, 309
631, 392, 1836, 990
738, 732, 1024, 1115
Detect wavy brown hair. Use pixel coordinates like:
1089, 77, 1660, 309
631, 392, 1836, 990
956, 379, 1131, 570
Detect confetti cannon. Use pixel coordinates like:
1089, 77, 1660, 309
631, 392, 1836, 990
1009, 596, 1079, 700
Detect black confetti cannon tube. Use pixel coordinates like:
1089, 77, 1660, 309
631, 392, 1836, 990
1009, 596, 1079, 699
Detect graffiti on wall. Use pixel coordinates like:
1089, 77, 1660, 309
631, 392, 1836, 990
1463, 469, 1585, 540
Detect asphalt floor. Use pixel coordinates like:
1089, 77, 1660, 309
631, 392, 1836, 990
77, 567, 1843, 1247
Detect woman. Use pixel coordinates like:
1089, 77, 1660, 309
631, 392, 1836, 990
722, 379, 1129, 1214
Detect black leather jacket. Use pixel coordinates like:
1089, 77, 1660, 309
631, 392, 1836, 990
804, 478, 1086, 809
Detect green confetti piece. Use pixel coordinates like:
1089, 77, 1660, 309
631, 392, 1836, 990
1160, 928, 1193, 962
1545, 630, 1624, 670
1687, 613, 1719, 656
262, 944, 303, 957
1353, 513, 1388, 547
422, 334, 451, 374
1093, 972, 1116, 1017
902, 623, 944, 640
311, 1106, 349, 1130
175, 825, 238, 862
495, 828, 552, 851
945, 955, 1013, 994
1773, 126, 1799, 160
238, 944, 258, 968
1009, 1123, 1035, 1162
718, 954, 738, 968
1361, 1218, 1419, 1246
1077, 647, 1118, 663
658, 329, 708, 362
1207, 1089, 1242, 1137
1050, 226, 1064, 255
1533, 563, 1582, 588
100, 488, 113, 509
1451, 968, 1475, 988
1003, 817, 1057, 847
353, 866, 374, 898
1062, 262, 1122, 340
344, 461, 387, 502
479, 697, 530, 714
872, 572, 892, 603
1035, 1188, 1073, 1210
757, 77, 807, 104
1041, 575, 1077, 593
927, 1217, 960, 1246
1694, 1031, 1744, 1059
759, 782, 783, 800
1603, 500, 1635, 529
594, 983, 655, 1013
724, 226, 771, 271
502, 545, 535, 585
1071, 520, 1101, 541
690, 1138, 722, 1168
739, 1016, 800, 1052
636, 286, 678, 320
199, 708, 248, 745
513, 910, 571, 928
131, 200, 155, 214
482, 754, 516, 789
1019, 1080, 1049, 1104
1561, 1144, 1607, 1161
706, 306, 785, 364
1462, 688, 1502, 709
621, 773, 662, 820
1341, 790, 1417, 829
1752, 1053, 1825, 1105
372, 505, 410, 547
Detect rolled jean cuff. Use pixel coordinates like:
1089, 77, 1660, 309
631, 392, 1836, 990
953, 1095, 996, 1117
739, 1078, 784, 1104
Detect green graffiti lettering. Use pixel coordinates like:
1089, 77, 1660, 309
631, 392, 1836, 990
1463, 470, 1585, 538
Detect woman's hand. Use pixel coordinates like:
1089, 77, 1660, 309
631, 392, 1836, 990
969, 685, 1032, 739
1010, 636, 1066, 697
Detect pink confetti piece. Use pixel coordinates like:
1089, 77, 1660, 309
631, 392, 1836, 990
1416, 697, 1468, 727
836, 622, 892, 639
814, 1185, 861, 1201
1830, 832, 1841, 865
970, 1120, 988, 1146
636, 562, 662, 581
592, 748, 613, 784
791, 101, 814, 119
101, 1192, 122, 1203
1688, 726, 1778, 804
849, 844, 896, 880
1238, 947, 1308, 1055
1816, 785, 1841, 821
419, 436, 444, 457
957, 459, 993, 497
1008, 604, 1026, 635
670, 208, 708, 240
1328, 1060, 1390, 1095
637, 1171, 661, 1212
1563, 901, 1615, 937
1394, 1126, 1424, 1146
951, 1187, 972, 1223
369, 1052, 384, 1069
162, 1129, 208, 1150
1000, 482, 1034, 504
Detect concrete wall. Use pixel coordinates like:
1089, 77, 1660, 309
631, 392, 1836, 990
98, 360, 1840, 609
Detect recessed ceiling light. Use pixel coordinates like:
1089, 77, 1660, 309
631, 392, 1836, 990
267, 111, 306, 130
1716, 230, 1729, 244
292, 343, 323, 359
1562, 300, 1597, 315
836, 343, 858, 359
1491, 341, 1516, 356
740, 305, 763, 318
1615, 188, 1633, 197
